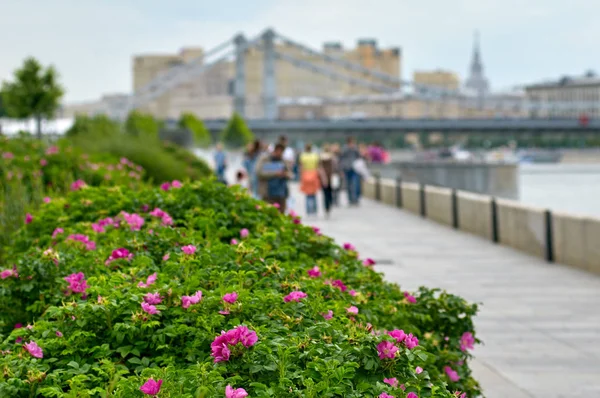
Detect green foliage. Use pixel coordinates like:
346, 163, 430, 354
0, 181, 481, 397
66, 115, 121, 138
221, 112, 255, 148
125, 111, 160, 138
179, 112, 211, 148
0, 136, 146, 259
71, 133, 211, 184
0, 94, 6, 118
0, 57, 64, 139
160, 141, 213, 178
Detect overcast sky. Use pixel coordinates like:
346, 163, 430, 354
1, 0, 597, 103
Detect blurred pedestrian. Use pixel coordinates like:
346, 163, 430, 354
214, 143, 227, 184
257, 143, 293, 213
318, 144, 340, 218
331, 142, 342, 206
299, 143, 321, 216
339, 137, 361, 206
243, 139, 262, 198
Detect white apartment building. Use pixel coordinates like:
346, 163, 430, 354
525, 72, 600, 118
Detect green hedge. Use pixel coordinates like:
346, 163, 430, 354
0, 181, 481, 397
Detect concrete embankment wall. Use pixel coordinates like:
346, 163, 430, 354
369, 161, 520, 200
365, 178, 600, 276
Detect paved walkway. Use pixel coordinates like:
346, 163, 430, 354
291, 185, 600, 398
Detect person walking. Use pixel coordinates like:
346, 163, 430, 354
339, 137, 361, 206
318, 144, 339, 218
256, 143, 293, 213
330, 142, 342, 206
243, 139, 262, 198
214, 143, 227, 184
299, 143, 321, 216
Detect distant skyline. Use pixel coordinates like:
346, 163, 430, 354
1, 0, 598, 103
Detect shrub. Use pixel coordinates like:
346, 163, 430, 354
221, 113, 254, 149
0, 181, 481, 397
66, 115, 121, 138
0, 136, 145, 258
71, 134, 212, 184
125, 111, 160, 138
179, 112, 211, 148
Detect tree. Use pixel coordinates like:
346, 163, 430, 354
220, 112, 254, 148
1, 57, 64, 139
178, 112, 211, 148
125, 110, 159, 137
0, 94, 6, 118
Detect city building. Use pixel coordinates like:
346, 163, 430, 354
60, 94, 130, 119
524, 71, 600, 118
464, 32, 490, 97
413, 70, 460, 91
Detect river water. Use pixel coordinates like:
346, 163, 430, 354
520, 164, 600, 218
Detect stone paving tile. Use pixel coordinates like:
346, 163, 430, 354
289, 186, 600, 398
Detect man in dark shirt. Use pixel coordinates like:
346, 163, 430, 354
339, 137, 361, 205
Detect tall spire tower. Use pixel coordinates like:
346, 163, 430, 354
464, 30, 490, 96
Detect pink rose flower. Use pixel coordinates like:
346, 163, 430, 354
71, 180, 86, 191
56, 331, 63, 337
346, 306, 359, 315
388, 329, 406, 343
343, 242, 355, 251
64, 272, 89, 294
230, 238, 238, 245
363, 258, 376, 266
383, 377, 398, 387
105, 248, 133, 266
322, 310, 333, 320
444, 366, 460, 382
415, 366, 423, 374
460, 331, 475, 351
25, 213, 33, 224
380, 393, 394, 398
407, 393, 419, 398
307, 266, 321, 278
211, 326, 258, 363
405, 333, 419, 350
160, 182, 171, 191
144, 293, 162, 305
225, 385, 248, 398
171, 180, 182, 188
283, 291, 307, 303
140, 378, 163, 395
43, 196, 51, 203
223, 292, 238, 304
138, 272, 157, 288
181, 291, 202, 309
24, 341, 43, 358
240, 228, 249, 238
404, 291, 417, 304
377, 341, 398, 360
141, 302, 159, 315
181, 245, 196, 255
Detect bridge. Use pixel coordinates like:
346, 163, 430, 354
201, 117, 600, 142
113, 28, 600, 122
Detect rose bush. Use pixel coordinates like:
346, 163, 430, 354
0, 181, 481, 397
0, 136, 147, 257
